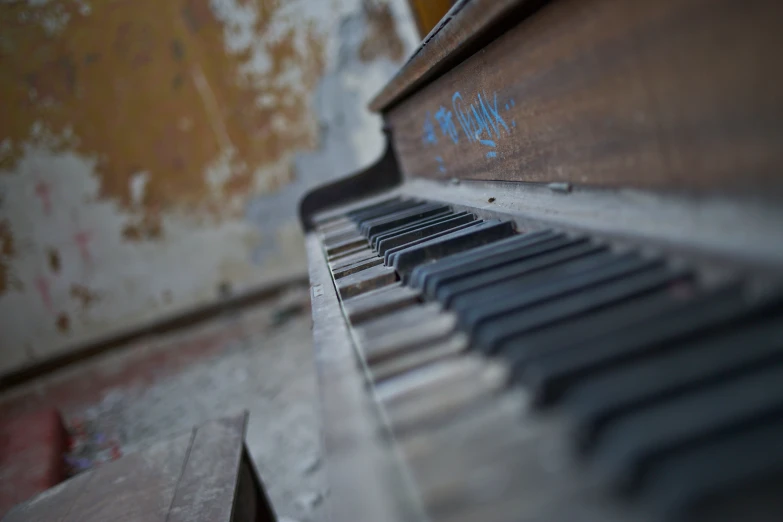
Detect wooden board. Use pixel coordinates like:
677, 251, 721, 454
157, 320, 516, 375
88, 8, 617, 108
386, 0, 783, 195
2, 412, 267, 522
3, 431, 193, 522
370, 0, 541, 112
166, 415, 247, 522
305, 233, 426, 522
1, 472, 95, 522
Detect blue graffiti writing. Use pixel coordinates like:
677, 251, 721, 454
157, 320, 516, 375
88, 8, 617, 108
435, 156, 446, 173
424, 89, 514, 163
422, 111, 437, 145
453, 91, 509, 142
451, 91, 510, 158
434, 106, 459, 144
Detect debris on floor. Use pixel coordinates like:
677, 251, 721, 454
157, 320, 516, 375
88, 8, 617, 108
64, 414, 123, 475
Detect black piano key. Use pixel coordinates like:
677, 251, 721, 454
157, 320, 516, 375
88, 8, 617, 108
474, 265, 685, 355
370, 211, 455, 249
383, 221, 484, 265
522, 286, 783, 407
568, 314, 783, 453
382, 216, 540, 264
409, 230, 558, 290
464, 253, 659, 339
389, 219, 517, 279
422, 235, 581, 299
363, 202, 450, 233
448, 244, 614, 312
371, 211, 462, 250
436, 240, 608, 307
361, 203, 451, 237
352, 199, 424, 226
590, 361, 783, 494
502, 285, 697, 376
315, 197, 397, 228
355, 201, 432, 234
344, 196, 401, 220
377, 213, 477, 256
348, 198, 415, 223
640, 419, 783, 521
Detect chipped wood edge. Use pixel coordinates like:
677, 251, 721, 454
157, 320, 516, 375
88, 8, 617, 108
306, 233, 427, 522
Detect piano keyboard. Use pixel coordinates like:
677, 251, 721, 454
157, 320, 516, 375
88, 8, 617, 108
313, 196, 783, 522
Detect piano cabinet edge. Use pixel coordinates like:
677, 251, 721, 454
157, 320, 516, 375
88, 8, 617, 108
304, 232, 428, 522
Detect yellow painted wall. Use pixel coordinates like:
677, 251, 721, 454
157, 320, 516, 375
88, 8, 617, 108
1, 0, 330, 231
407, 0, 453, 37
0, 0, 419, 377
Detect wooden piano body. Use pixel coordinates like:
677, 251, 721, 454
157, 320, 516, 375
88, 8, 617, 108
300, 1, 783, 521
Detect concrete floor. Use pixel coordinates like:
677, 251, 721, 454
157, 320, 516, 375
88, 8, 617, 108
0, 286, 327, 522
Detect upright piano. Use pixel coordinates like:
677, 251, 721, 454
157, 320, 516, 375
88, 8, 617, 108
298, 1, 783, 520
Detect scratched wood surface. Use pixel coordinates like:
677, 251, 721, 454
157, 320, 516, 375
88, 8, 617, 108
370, 0, 539, 112
167, 414, 247, 522
386, 0, 783, 194
3, 412, 258, 522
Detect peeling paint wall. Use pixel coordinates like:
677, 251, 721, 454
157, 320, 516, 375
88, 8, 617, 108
0, 0, 419, 376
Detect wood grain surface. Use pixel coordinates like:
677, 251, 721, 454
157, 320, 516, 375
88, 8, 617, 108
167, 414, 248, 522
306, 233, 425, 522
386, 0, 783, 195
3, 413, 251, 522
1, 471, 95, 522
370, 0, 541, 112
3, 431, 194, 522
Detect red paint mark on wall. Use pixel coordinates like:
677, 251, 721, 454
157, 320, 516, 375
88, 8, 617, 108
73, 230, 93, 265
34, 181, 52, 216
35, 276, 54, 313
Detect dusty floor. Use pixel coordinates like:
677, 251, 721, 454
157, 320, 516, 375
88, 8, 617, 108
0, 287, 327, 522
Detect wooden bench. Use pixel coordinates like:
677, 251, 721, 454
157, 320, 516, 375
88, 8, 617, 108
2, 412, 276, 522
